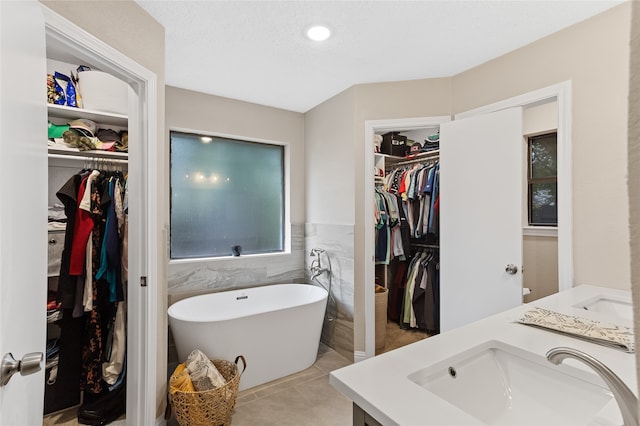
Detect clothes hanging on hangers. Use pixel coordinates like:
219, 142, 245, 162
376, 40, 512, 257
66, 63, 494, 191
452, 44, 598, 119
382, 161, 439, 239
374, 188, 409, 264
52, 163, 129, 403
398, 248, 440, 333
375, 155, 441, 334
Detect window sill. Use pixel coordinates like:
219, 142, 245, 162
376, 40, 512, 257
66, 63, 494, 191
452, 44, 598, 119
523, 226, 558, 237
169, 250, 291, 265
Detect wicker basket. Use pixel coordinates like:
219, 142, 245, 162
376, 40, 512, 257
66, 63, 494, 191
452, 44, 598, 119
170, 355, 246, 426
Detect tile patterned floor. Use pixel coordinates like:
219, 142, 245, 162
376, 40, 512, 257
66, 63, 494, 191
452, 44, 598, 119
167, 342, 353, 426
232, 343, 353, 426
45, 322, 426, 425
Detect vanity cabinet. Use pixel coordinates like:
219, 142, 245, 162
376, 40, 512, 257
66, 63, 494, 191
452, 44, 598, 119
353, 404, 383, 426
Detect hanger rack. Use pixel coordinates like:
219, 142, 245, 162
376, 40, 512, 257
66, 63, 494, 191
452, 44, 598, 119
387, 150, 439, 168
412, 243, 439, 249
48, 153, 128, 165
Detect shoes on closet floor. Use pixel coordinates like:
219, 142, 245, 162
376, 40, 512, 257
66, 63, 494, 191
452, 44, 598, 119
77, 384, 125, 426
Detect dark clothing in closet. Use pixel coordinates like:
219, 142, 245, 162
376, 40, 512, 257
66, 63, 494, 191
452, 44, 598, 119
396, 194, 412, 256
43, 309, 84, 414
56, 173, 84, 308
82, 174, 112, 394
388, 261, 407, 322
411, 259, 427, 329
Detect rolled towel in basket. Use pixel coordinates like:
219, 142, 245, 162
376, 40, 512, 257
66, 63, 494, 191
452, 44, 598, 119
169, 363, 195, 394
185, 349, 227, 391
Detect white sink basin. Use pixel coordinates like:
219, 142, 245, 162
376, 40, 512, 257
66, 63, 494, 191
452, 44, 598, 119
574, 295, 633, 321
408, 340, 618, 425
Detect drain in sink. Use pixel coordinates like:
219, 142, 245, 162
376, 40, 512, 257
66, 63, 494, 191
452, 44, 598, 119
448, 366, 457, 378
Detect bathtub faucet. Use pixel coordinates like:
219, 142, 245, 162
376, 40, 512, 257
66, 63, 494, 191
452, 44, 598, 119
309, 248, 325, 257
308, 247, 337, 323
310, 265, 329, 280
310, 247, 329, 280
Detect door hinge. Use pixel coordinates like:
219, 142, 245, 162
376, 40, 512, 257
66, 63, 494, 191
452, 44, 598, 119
140, 276, 147, 287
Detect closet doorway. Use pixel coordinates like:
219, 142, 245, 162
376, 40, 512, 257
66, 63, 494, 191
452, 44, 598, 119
0, 3, 160, 424
364, 116, 450, 360
362, 82, 572, 359
373, 125, 444, 354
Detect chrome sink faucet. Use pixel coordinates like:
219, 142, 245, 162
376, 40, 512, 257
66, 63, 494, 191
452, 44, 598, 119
546, 347, 638, 426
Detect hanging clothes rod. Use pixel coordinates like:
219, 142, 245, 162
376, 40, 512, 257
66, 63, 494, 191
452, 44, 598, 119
388, 150, 439, 167
412, 243, 440, 249
48, 153, 129, 164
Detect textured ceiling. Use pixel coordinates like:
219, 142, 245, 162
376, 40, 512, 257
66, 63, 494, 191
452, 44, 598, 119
136, 0, 624, 113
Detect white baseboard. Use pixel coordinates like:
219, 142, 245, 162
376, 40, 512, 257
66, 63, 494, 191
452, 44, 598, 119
354, 351, 368, 363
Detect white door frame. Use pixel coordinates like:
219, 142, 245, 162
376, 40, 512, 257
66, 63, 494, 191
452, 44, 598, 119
43, 7, 160, 424
362, 116, 451, 361
455, 81, 573, 294
361, 81, 572, 360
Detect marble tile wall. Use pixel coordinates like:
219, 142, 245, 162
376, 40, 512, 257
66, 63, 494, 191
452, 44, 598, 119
166, 223, 355, 361
305, 223, 355, 361
167, 224, 306, 305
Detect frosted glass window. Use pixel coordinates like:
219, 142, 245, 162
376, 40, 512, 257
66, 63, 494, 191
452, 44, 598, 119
170, 131, 285, 258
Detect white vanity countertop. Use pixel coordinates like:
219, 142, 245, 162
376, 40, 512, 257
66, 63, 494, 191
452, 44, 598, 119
329, 285, 636, 426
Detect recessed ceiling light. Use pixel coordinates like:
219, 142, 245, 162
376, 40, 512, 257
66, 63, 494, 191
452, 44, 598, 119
200, 136, 213, 143
306, 25, 331, 42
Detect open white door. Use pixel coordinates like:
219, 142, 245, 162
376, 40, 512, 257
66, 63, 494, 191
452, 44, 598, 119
439, 107, 523, 332
0, 1, 48, 423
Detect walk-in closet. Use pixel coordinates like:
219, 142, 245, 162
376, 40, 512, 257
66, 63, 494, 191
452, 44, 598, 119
0, 5, 166, 423
373, 126, 442, 354
365, 108, 530, 358
44, 34, 129, 425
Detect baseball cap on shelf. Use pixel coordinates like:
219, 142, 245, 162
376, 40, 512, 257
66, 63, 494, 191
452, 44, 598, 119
426, 132, 440, 143
95, 129, 121, 151
68, 118, 97, 138
48, 121, 69, 139
96, 128, 121, 143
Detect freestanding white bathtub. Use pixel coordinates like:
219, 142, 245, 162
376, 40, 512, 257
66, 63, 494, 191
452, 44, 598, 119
168, 283, 328, 391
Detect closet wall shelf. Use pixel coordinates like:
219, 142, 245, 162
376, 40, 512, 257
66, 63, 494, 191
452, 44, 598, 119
374, 153, 403, 161
48, 148, 128, 163
47, 104, 127, 127
386, 150, 440, 168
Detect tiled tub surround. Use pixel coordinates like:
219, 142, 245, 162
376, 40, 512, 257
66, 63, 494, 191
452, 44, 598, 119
305, 223, 355, 361
167, 223, 307, 365
167, 224, 306, 305
167, 223, 355, 362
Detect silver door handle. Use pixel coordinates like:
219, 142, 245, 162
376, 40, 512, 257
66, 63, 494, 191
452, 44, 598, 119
1, 352, 43, 386
505, 264, 518, 275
